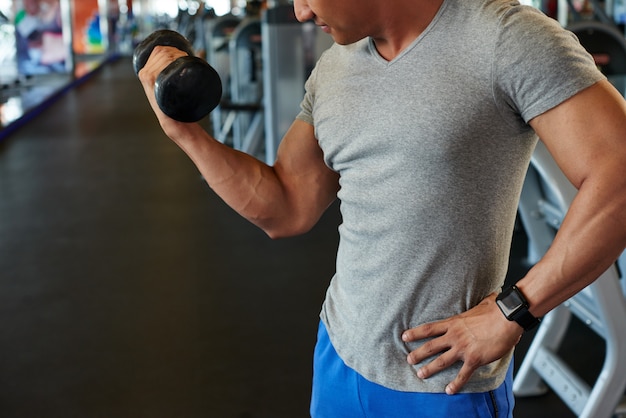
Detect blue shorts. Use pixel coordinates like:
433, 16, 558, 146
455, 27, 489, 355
310, 321, 514, 418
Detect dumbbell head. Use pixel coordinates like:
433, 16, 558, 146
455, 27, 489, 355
155, 56, 223, 123
133, 29, 195, 75
134, 30, 223, 123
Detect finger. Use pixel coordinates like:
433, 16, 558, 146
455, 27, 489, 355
415, 350, 459, 380
445, 362, 477, 395
406, 335, 451, 365
402, 320, 447, 342
139, 46, 188, 83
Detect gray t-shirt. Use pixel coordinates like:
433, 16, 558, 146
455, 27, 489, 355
297, 0, 604, 393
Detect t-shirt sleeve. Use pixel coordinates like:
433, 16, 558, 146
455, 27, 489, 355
296, 84, 314, 125
493, 6, 606, 124
296, 51, 324, 126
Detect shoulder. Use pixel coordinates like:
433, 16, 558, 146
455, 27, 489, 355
433, 0, 555, 50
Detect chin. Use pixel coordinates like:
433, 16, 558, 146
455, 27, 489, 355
333, 34, 367, 46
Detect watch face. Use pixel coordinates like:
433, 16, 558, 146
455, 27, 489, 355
498, 288, 525, 316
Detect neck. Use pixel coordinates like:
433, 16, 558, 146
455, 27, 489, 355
372, 0, 445, 61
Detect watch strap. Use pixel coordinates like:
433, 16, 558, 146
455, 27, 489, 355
510, 306, 540, 331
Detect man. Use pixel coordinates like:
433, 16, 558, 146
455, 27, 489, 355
138, 0, 626, 416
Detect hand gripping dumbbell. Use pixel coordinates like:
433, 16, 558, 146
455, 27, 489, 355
133, 30, 223, 123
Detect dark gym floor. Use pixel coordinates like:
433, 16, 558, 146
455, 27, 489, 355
0, 57, 609, 417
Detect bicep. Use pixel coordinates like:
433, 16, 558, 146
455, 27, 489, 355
272, 119, 340, 235
529, 79, 626, 188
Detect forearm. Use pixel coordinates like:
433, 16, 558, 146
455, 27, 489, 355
163, 122, 303, 237
516, 166, 626, 317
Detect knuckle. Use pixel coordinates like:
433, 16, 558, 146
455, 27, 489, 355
434, 356, 449, 369
463, 354, 483, 370
422, 340, 435, 355
422, 322, 436, 334
152, 45, 168, 54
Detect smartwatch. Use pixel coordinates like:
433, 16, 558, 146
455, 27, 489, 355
495, 285, 540, 331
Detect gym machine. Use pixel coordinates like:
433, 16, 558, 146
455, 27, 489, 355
565, 0, 626, 75
568, 19, 626, 75
204, 14, 242, 136
213, 17, 264, 157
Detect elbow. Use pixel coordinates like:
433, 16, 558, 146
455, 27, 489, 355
263, 223, 314, 240
260, 216, 317, 240
264, 230, 294, 240
264, 227, 291, 240
248, 194, 335, 239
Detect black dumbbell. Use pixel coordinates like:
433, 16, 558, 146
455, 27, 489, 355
133, 30, 222, 123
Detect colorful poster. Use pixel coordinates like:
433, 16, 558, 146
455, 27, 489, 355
14, 0, 67, 75
72, 0, 104, 55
